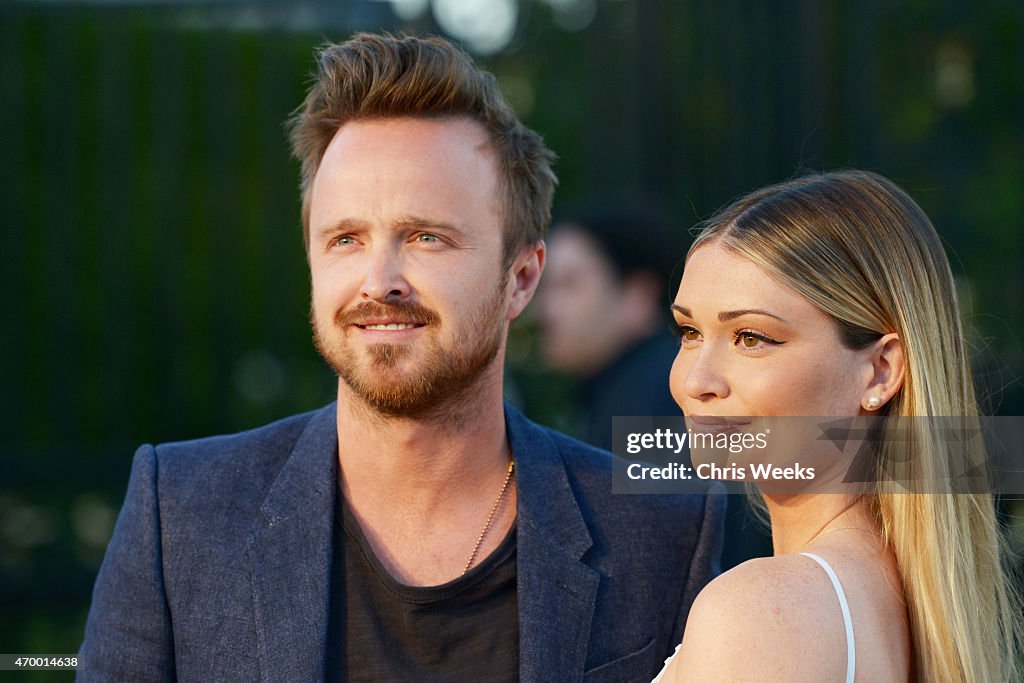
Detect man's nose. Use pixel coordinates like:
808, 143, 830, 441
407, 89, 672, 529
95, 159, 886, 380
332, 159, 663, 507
360, 246, 411, 302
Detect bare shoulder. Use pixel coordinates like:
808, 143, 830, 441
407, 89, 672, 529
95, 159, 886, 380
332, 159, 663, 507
666, 555, 848, 682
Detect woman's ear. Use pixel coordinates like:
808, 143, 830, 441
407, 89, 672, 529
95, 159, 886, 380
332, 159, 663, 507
860, 333, 905, 411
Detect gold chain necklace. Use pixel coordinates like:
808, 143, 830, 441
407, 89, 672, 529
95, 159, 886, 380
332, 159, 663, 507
463, 460, 515, 575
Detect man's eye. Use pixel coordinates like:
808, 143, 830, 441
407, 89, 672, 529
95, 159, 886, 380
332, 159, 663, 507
332, 235, 356, 247
417, 233, 440, 243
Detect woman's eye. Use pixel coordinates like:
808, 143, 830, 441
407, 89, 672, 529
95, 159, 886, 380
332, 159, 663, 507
734, 330, 781, 349
674, 325, 701, 344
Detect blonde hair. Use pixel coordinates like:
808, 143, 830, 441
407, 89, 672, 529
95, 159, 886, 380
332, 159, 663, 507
690, 170, 1022, 682
287, 33, 557, 265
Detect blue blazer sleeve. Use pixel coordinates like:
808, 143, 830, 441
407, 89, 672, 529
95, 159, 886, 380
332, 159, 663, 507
676, 483, 726, 645
78, 445, 176, 682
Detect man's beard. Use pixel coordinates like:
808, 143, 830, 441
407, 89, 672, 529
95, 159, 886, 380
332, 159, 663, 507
311, 281, 507, 419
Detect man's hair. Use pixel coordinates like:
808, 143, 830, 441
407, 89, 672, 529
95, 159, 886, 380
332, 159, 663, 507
553, 202, 679, 299
288, 33, 557, 265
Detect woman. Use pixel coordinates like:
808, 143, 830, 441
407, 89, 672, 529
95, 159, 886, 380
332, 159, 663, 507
654, 170, 1021, 682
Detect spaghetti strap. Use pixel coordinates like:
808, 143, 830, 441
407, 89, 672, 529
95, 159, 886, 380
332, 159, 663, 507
800, 552, 855, 683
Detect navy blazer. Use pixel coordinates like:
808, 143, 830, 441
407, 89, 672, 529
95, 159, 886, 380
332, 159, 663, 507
78, 402, 724, 682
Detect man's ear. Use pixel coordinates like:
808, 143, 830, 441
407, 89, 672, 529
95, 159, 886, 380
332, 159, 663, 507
860, 333, 906, 412
505, 241, 545, 321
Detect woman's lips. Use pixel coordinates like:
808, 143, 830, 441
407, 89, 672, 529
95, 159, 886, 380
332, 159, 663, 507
686, 415, 753, 434
687, 415, 753, 425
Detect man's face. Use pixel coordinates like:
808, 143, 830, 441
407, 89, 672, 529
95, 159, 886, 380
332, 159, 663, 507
307, 117, 512, 417
536, 226, 628, 374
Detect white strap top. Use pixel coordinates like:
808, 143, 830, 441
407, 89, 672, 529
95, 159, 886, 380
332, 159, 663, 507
800, 552, 855, 683
650, 553, 856, 683
650, 643, 680, 683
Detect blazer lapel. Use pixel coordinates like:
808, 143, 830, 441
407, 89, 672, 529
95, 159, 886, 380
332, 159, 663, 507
508, 404, 600, 683
249, 404, 338, 683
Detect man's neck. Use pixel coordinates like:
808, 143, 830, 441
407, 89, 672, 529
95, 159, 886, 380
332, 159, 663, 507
337, 383, 510, 503
333, 369, 516, 585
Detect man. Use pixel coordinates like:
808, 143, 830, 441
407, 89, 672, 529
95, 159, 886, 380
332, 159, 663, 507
78, 34, 723, 682
536, 207, 683, 450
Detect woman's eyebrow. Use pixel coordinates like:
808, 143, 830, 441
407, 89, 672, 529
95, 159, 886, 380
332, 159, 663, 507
717, 308, 789, 324
671, 304, 788, 324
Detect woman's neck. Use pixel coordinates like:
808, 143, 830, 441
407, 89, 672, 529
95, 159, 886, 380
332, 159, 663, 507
762, 493, 876, 555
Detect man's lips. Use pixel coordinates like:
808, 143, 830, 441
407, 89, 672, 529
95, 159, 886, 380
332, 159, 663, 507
353, 320, 426, 331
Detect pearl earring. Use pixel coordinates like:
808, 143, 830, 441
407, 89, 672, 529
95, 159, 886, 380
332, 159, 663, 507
866, 396, 881, 410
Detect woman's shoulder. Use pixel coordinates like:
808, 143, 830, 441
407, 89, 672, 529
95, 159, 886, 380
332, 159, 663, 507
693, 554, 851, 634
670, 555, 850, 681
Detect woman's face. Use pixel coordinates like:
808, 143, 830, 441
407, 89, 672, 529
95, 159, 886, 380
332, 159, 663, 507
670, 243, 874, 418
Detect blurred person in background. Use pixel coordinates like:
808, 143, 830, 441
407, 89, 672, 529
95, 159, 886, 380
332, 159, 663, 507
536, 207, 770, 570
536, 206, 681, 449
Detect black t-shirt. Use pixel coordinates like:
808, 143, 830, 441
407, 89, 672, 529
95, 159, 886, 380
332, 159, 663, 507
325, 491, 519, 682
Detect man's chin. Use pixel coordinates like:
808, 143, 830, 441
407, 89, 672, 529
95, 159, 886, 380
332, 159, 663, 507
361, 340, 414, 366
319, 341, 414, 371
339, 374, 446, 418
